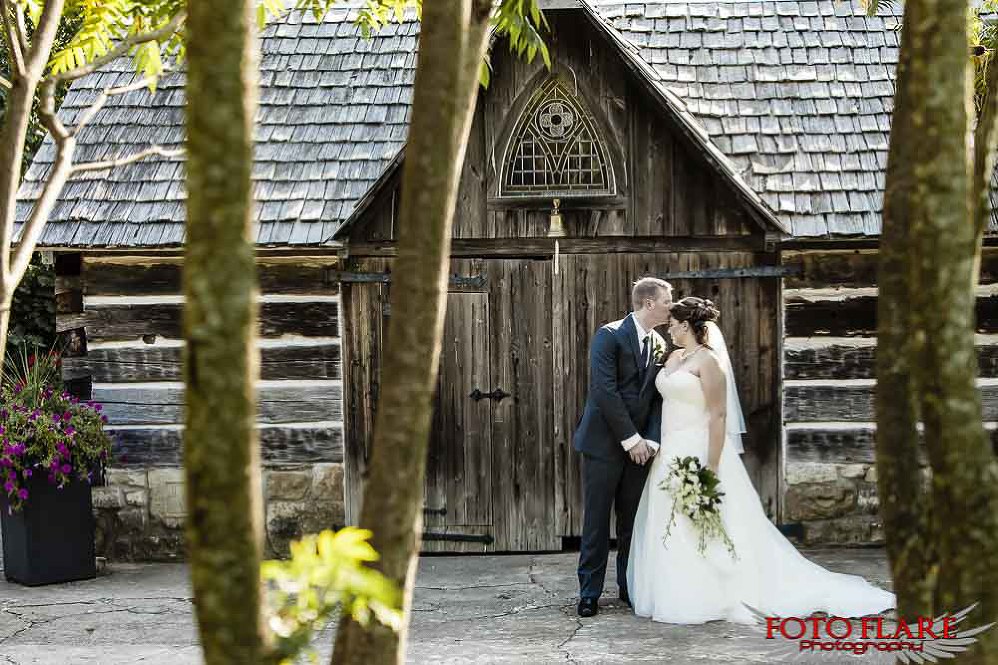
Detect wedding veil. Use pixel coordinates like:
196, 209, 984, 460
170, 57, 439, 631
704, 321, 746, 455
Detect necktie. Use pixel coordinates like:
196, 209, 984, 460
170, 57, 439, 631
641, 334, 651, 370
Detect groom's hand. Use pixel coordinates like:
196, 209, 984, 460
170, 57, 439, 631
628, 440, 653, 465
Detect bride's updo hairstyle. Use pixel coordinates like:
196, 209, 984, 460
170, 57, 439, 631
669, 297, 720, 346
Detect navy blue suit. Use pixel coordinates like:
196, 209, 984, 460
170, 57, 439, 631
574, 313, 665, 601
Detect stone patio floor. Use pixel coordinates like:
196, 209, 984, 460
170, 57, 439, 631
0, 548, 896, 664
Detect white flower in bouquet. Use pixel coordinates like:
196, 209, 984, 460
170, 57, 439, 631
658, 455, 737, 560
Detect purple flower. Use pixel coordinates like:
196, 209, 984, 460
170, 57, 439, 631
52, 414, 61, 424
12, 383, 22, 394
70, 396, 80, 405
0, 458, 10, 468
0, 409, 7, 419
93, 404, 103, 413
60, 464, 72, 474
17, 488, 28, 501
0, 426, 4, 436
62, 391, 71, 400
62, 411, 72, 423
6, 470, 14, 482
57, 444, 69, 458
3, 481, 13, 493
65, 425, 76, 437
23, 468, 32, 478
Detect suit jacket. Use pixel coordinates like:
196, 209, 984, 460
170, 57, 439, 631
572, 313, 666, 461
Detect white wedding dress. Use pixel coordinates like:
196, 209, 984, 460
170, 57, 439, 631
626, 367, 896, 624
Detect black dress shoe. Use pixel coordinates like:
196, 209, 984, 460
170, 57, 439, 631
577, 598, 598, 617
619, 589, 632, 608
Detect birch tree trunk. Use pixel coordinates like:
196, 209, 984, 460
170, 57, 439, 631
330, 1, 492, 663
183, 1, 269, 662
880, 0, 998, 659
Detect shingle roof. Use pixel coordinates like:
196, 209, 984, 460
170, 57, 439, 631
16, 0, 997, 246
17, 6, 418, 247
593, 0, 903, 237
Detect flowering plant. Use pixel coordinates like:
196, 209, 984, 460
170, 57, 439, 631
659, 455, 737, 560
0, 346, 112, 513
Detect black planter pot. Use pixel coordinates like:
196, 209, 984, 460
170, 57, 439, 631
0, 475, 96, 586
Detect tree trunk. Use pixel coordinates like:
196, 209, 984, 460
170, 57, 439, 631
882, 0, 998, 660
0, 0, 66, 365
875, 0, 935, 622
907, 4, 998, 660
183, 1, 268, 662
330, 2, 492, 663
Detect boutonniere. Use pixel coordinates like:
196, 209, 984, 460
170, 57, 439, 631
651, 337, 668, 365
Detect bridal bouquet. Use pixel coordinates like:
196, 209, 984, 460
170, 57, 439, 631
659, 456, 737, 560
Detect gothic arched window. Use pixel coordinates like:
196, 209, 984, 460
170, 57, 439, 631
499, 77, 616, 198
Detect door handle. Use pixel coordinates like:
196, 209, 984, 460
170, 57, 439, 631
469, 387, 511, 403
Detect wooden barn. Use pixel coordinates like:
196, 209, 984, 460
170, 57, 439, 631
15, 0, 996, 558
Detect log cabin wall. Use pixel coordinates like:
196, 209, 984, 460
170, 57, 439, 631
341, 10, 784, 553
55, 252, 346, 560
779, 246, 998, 544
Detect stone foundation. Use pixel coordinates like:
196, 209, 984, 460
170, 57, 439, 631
93, 463, 346, 560
784, 461, 929, 545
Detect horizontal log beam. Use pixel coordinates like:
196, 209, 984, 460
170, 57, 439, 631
331, 272, 487, 288
785, 293, 998, 336
785, 381, 998, 422
347, 236, 768, 257
787, 424, 998, 463
57, 301, 339, 342
785, 338, 998, 380
782, 247, 998, 288
64, 342, 341, 382
108, 424, 343, 466
94, 382, 342, 425
83, 258, 340, 296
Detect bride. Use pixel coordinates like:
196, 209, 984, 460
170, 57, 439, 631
626, 297, 896, 624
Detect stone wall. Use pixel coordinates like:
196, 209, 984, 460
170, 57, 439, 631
92, 463, 346, 560
784, 460, 932, 545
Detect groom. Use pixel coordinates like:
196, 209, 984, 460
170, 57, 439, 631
573, 277, 673, 617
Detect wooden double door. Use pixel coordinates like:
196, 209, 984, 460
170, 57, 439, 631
343, 251, 781, 552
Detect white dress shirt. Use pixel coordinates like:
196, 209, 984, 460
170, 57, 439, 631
621, 315, 661, 454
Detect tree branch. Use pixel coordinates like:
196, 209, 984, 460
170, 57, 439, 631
13, 3, 28, 57
0, 0, 26, 76
71, 76, 162, 135
37, 78, 68, 140
52, 11, 187, 83
7, 68, 76, 284
22, 0, 64, 77
71, 145, 183, 174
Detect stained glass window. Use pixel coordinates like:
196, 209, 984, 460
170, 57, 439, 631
499, 77, 616, 198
